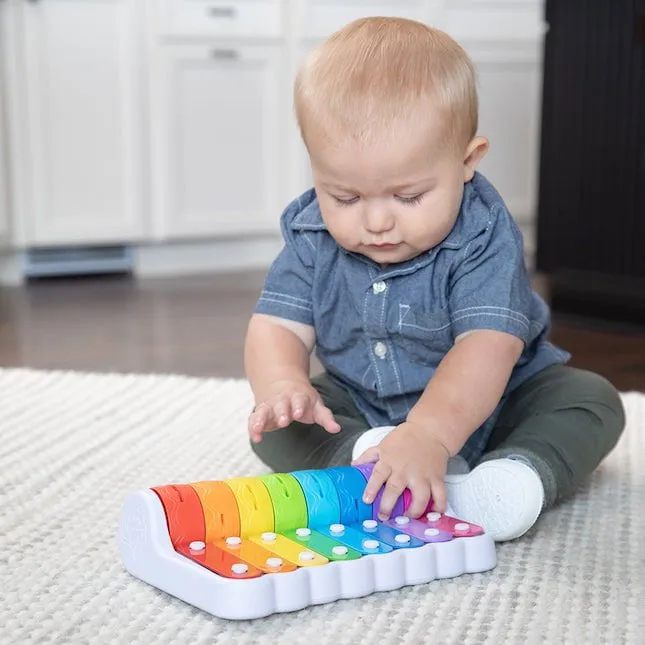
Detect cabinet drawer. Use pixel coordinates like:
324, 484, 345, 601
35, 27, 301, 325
303, 1, 427, 40
157, 0, 283, 39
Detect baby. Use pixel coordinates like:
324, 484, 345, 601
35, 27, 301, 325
244, 17, 625, 541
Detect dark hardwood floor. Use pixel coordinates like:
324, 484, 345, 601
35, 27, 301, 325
1, 270, 644, 391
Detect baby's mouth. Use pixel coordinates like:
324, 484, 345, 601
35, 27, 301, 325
369, 242, 400, 249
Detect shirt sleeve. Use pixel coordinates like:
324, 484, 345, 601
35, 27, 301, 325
254, 208, 316, 327
448, 204, 534, 343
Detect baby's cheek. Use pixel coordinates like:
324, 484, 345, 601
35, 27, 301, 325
329, 218, 359, 249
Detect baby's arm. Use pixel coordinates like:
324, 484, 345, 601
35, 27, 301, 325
244, 313, 340, 443
407, 329, 523, 455
356, 329, 522, 518
357, 201, 534, 518
418, 202, 534, 455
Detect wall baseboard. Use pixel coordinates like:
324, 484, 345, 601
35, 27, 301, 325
133, 236, 283, 279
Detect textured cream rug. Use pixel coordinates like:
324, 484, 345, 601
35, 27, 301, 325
1, 368, 643, 645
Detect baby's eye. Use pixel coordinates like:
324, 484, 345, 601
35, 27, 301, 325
395, 192, 426, 206
332, 195, 360, 206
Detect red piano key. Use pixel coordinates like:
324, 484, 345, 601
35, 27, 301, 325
152, 484, 206, 546
423, 511, 483, 537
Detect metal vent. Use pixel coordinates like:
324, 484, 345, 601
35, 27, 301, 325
23, 245, 134, 278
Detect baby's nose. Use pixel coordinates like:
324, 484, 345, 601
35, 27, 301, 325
363, 207, 395, 233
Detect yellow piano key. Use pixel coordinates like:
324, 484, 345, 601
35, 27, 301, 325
249, 531, 329, 567
225, 477, 275, 538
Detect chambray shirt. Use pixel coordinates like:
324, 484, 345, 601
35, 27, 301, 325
255, 172, 570, 465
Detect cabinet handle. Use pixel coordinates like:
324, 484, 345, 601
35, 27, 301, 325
207, 6, 237, 19
211, 49, 239, 61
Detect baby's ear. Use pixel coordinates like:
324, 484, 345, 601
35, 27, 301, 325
463, 136, 489, 181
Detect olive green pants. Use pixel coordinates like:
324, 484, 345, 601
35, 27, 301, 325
250, 365, 625, 509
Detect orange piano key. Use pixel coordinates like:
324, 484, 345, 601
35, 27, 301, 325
176, 542, 263, 580
216, 536, 298, 574
190, 480, 241, 542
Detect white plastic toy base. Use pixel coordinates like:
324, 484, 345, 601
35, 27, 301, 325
117, 490, 497, 620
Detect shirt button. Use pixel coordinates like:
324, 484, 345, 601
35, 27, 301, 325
374, 342, 388, 358
372, 281, 387, 294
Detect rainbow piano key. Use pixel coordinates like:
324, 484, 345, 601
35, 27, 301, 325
117, 465, 496, 620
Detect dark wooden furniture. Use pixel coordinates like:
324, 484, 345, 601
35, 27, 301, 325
536, 0, 645, 324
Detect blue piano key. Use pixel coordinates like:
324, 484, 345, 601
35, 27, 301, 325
355, 521, 425, 549
291, 469, 341, 527
324, 466, 373, 524
314, 522, 393, 555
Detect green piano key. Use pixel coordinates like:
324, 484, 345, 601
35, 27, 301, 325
282, 528, 363, 561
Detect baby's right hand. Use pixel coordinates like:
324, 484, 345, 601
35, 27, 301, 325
248, 380, 341, 443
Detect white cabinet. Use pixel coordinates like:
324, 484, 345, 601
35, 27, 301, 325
434, 0, 547, 254
150, 42, 285, 239
469, 44, 543, 230
12, 0, 146, 246
303, 1, 427, 39
0, 0, 546, 277
0, 3, 9, 246
156, 0, 284, 39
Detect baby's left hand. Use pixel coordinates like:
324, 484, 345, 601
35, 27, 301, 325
352, 421, 450, 520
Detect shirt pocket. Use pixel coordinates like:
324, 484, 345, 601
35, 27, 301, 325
393, 304, 454, 365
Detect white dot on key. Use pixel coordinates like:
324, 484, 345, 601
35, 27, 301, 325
362, 519, 378, 530
296, 528, 311, 537
394, 516, 410, 525
332, 546, 348, 556
455, 523, 470, 531
395, 534, 411, 544
231, 563, 248, 575
299, 551, 315, 561
364, 539, 380, 550
330, 523, 345, 534
426, 512, 442, 522
261, 532, 277, 543
266, 557, 283, 568
424, 528, 440, 537
189, 540, 205, 551
225, 536, 241, 546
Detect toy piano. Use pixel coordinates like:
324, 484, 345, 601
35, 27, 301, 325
117, 463, 496, 620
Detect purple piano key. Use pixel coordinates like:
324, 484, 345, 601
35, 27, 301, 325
383, 517, 453, 543
352, 463, 374, 481
352, 463, 405, 520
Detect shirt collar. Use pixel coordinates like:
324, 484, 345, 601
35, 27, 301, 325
290, 189, 328, 231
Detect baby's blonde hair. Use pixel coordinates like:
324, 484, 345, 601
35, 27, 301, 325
294, 17, 478, 149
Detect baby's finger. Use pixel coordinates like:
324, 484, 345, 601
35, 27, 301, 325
351, 445, 379, 466
248, 405, 270, 442
377, 475, 406, 521
272, 395, 292, 428
362, 460, 390, 505
313, 400, 341, 434
406, 481, 432, 519
430, 479, 447, 513
290, 393, 309, 421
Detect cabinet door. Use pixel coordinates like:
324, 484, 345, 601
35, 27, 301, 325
151, 43, 285, 239
17, 0, 145, 246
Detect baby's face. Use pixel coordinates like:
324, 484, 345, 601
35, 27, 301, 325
309, 116, 486, 265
